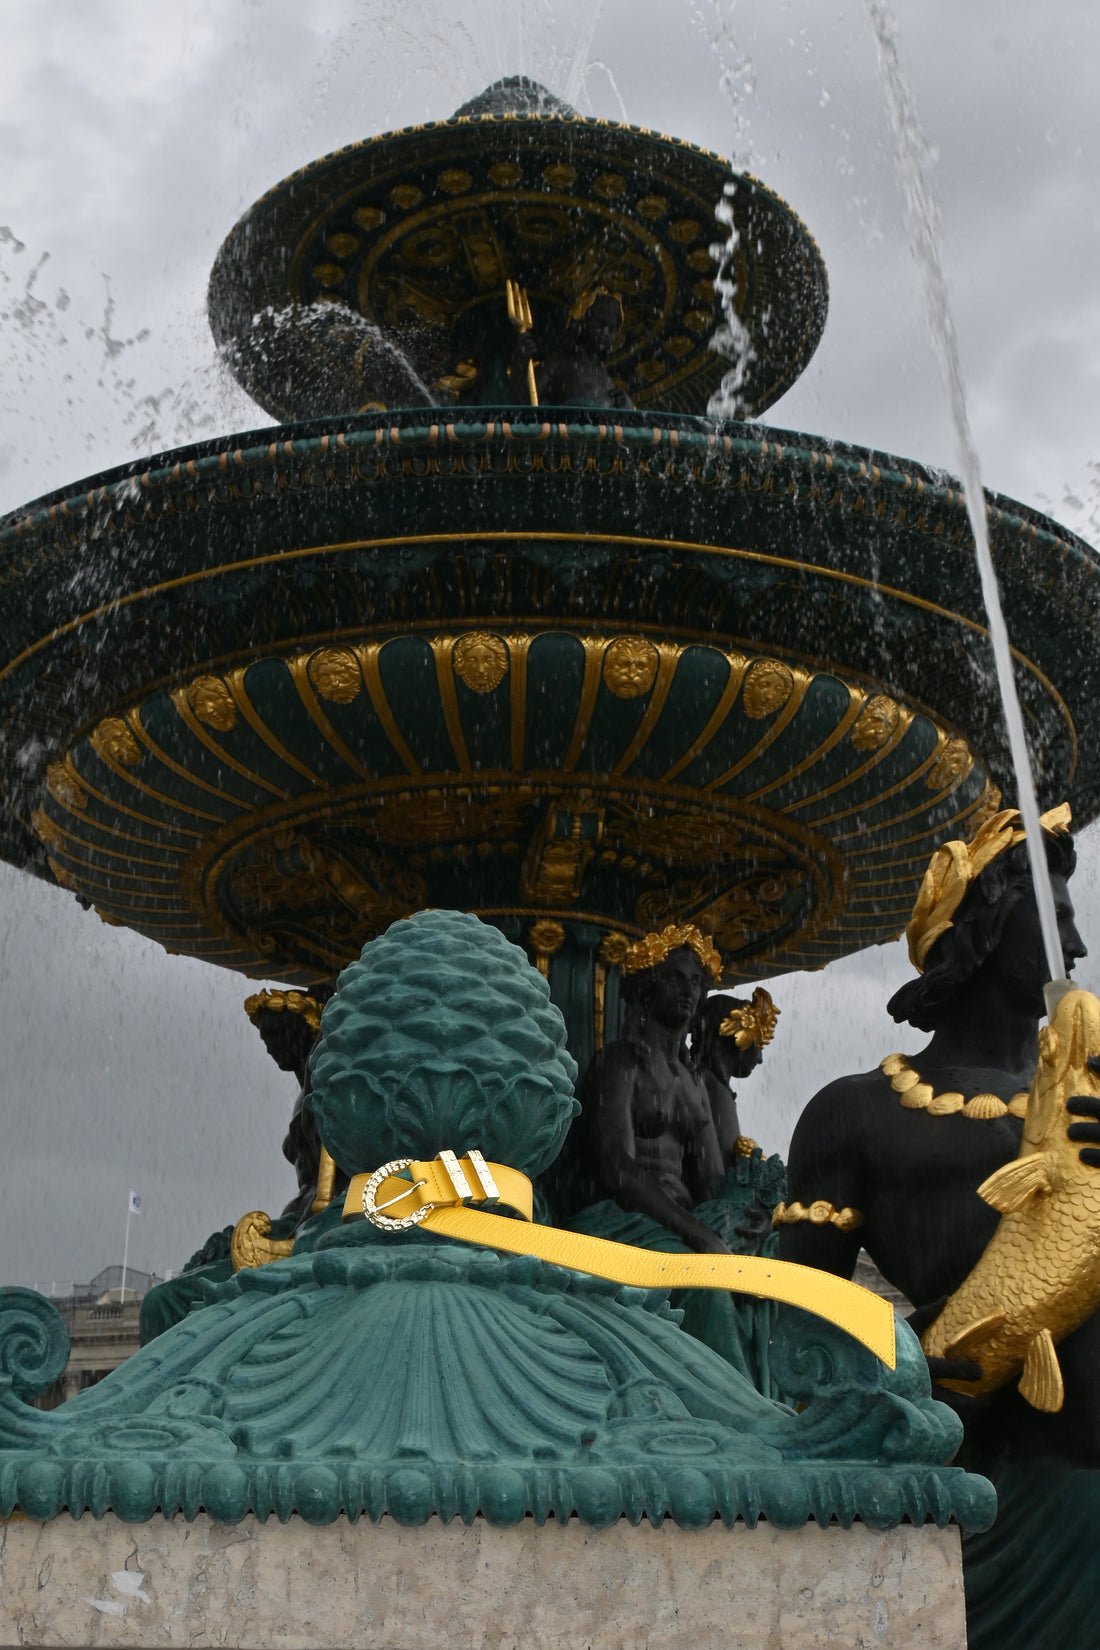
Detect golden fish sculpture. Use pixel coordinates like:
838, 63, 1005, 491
921, 987, 1100, 1412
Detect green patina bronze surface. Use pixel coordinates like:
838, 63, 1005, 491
0, 911, 993, 1532
208, 77, 826, 422
308, 908, 578, 1175
3, 411, 1093, 998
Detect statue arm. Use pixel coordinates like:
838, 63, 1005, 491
705, 1071, 742, 1165
593, 1047, 731, 1254
776, 1081, 866, 1279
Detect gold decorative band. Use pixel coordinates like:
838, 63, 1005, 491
772, 1199, 864, 1232
343, 1154, 894, 1367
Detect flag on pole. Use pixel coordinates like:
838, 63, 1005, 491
128, 1190, 143, 1216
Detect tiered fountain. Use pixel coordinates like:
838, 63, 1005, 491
0, 74, 1097, 1650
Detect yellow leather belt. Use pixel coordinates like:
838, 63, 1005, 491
343, 1152, 896, 1368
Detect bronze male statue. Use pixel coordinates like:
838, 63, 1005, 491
780, 802, 1100, 1458
578, 925, 729, 1253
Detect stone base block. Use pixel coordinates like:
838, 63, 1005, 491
0, 1512, 966, 1649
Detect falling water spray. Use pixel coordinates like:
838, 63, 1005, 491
867, 1, 1069, 1005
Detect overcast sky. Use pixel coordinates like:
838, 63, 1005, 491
1, 0, 1098, 1287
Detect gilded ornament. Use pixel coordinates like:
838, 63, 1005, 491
542, 162, 575, 188
734, 1136, 759, 1158
312, 263, 345, 288
327, 233, 359, 258
636, 194, 669, 218
90, 717, 141, 767
772, 1200, 863, 1231
30, 809, 63, 852
742, 658, 794, 719
436, 168, 473, 195
244, 988, 324, 1036
881, 1054, 1026, 1121
390, 183, 424, 209
966, 785, 1004, 835
592, 172, 626, 198
964, 1093, 1009, 1120
95, 906, 122, 926
46, 857, 75, 890
719, 986, 780, 1050
436, 359, 479, 396
488, 162, 523, 187
900, 1083, 934, 1109
230, 1210, 296, 1272
308, 647, 362, 704
45, 761, 86, 811
604, 803, 740, 865
369, 788, 533, 848
354, 205, 385, 230
602, 636, 659, 699
453, 632, 509, 693
619, 923, 723, 985
311, 1146, 338, 1216
186, 674, 237, 731
927, 736, 974, 792
526, 837, 590, 903
528, 919, 566, 956
851, 694, 900, 752
599, 931, 632, 968
670, 218, 702, 242
921, 987, 1100, 1411
906, 802, 1072, 971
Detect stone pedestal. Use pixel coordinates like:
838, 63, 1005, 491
0, 1512, 966, 1648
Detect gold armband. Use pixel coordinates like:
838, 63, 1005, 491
772, 1199, 863, 1232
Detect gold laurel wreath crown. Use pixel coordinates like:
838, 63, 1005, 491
244, 988, 324, 1036
906, 801, 1072, 972
719, 986, 780, 1049
600, 923, 723, 985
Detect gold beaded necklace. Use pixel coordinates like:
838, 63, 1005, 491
880, 1053, 1028, 1120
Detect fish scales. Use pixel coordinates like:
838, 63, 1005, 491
921, 988, 1100, 1411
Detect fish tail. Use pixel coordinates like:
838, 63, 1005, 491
1018, 1328, 1064, 1412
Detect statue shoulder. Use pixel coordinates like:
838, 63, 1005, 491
583, 1037, 648, 1094
789, 1068, 886, 1158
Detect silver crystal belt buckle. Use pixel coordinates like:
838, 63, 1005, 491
361, 1158, 432, 1230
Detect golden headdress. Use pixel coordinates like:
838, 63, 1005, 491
719, 986, 779, 1050
906, 801, 1072, 972
600, 924, 723, 985
244, 988, 324, 1036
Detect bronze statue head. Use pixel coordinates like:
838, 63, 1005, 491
889, 809, 1081, 1031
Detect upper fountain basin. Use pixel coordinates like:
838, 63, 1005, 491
208, 78, 827, 422
0, 407, 1094, 988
